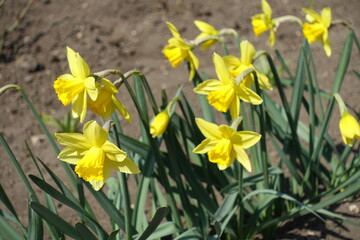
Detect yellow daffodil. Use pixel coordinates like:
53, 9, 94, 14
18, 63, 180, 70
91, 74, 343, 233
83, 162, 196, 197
54, 47, 99, 122
302, 7, 332, 56
339, 111, 360, 146
222, 41, 272, 90
87, 78, 131, 121
162, 21, 199, 81
55, 120, 140, 190
334, 93, 360, 146
193, 118, 261, 171
252, 0, 276, 46
194, 53, 263, 120
150, 110, 170, 138
194, 20, 219, 50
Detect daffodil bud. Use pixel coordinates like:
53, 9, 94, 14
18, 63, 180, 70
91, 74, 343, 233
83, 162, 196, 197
339, 111, 360, 146
150, 110, 170, 138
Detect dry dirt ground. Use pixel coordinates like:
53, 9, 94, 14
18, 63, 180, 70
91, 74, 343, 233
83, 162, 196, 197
0, 0, 360, 239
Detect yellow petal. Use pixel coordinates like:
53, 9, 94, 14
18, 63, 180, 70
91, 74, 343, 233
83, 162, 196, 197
71, 90, 87, 122
108, 157, 140, 174
233, 146, 252, 172
302, 8, 322, 23
240, 41, 255, 65
194, 20, 217, 34
269, 29, 276, 47
222, 55, 241, 70
236, 86, 263, 105
84, 77, 98, 101
193, 79, 224, 95
322, 30, 332, 57
55, 132, 91, 149
261, 0, 272, 17
102, 141, 127, 162
232, 131, 261, 149
229, 96, 240, 121
112, 95, 132, 121
321, 7, 332, 28
83, 120, 108, 147
66, 46, 90, 79
58, 147, 87, 164
195, 118, 222, 139
193, 138, 218, 154
88, 179, 105, 191
257, 72, 273, 90
213, 53, 232, 85
166, 21, 181, 39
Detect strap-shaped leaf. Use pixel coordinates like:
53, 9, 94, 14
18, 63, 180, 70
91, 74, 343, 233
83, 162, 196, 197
30, 201, 79, 239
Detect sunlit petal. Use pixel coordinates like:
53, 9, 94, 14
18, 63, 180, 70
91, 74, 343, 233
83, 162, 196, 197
195, 118, 222, 139
66, 46, 90, 79
193, 138, 217, 154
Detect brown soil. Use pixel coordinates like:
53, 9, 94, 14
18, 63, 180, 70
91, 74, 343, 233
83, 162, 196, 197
0, 0, 359, 239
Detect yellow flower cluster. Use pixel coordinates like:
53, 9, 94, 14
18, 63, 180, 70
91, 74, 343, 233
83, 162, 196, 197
54, 47, 131, 122
53, 47, 139, 191
251, 0, 333, 56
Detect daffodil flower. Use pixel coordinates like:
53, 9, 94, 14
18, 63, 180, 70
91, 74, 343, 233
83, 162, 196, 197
222, 40, 273, 90
194, 53, 262, 120
193, 118, 261, 171
54, 47, 99, 122
302, 7, 332, 56
87, 78, 131, 121
334, 93, 360, 146
162, 21, 199, 81
252, 0, 276, 47
194, 20, 219, 50
55, 120, 140, 190
150, 110, 170, 138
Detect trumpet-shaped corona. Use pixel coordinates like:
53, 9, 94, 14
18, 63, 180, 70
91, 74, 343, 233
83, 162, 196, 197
55, 121, 140, 190
194, 53, 262, 120
193, 118, 261, 171
87, 78, 131, 121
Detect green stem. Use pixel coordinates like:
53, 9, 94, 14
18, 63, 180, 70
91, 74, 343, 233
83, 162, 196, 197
252, 72, 269, 189
237, 164, 244, 239
113, 124, 133, 240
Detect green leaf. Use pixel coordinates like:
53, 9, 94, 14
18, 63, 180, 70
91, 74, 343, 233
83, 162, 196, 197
173, 228, 202, 240
332, 30, 354, 93
0, 214, 24, 240
75, 222, 98, 240
0, 133, 38, 201
137, 207, 170, 240
27, 202, 44, 240
30, 201, 79, 239
136, 222, 178, 240
0, 184, 19, 222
